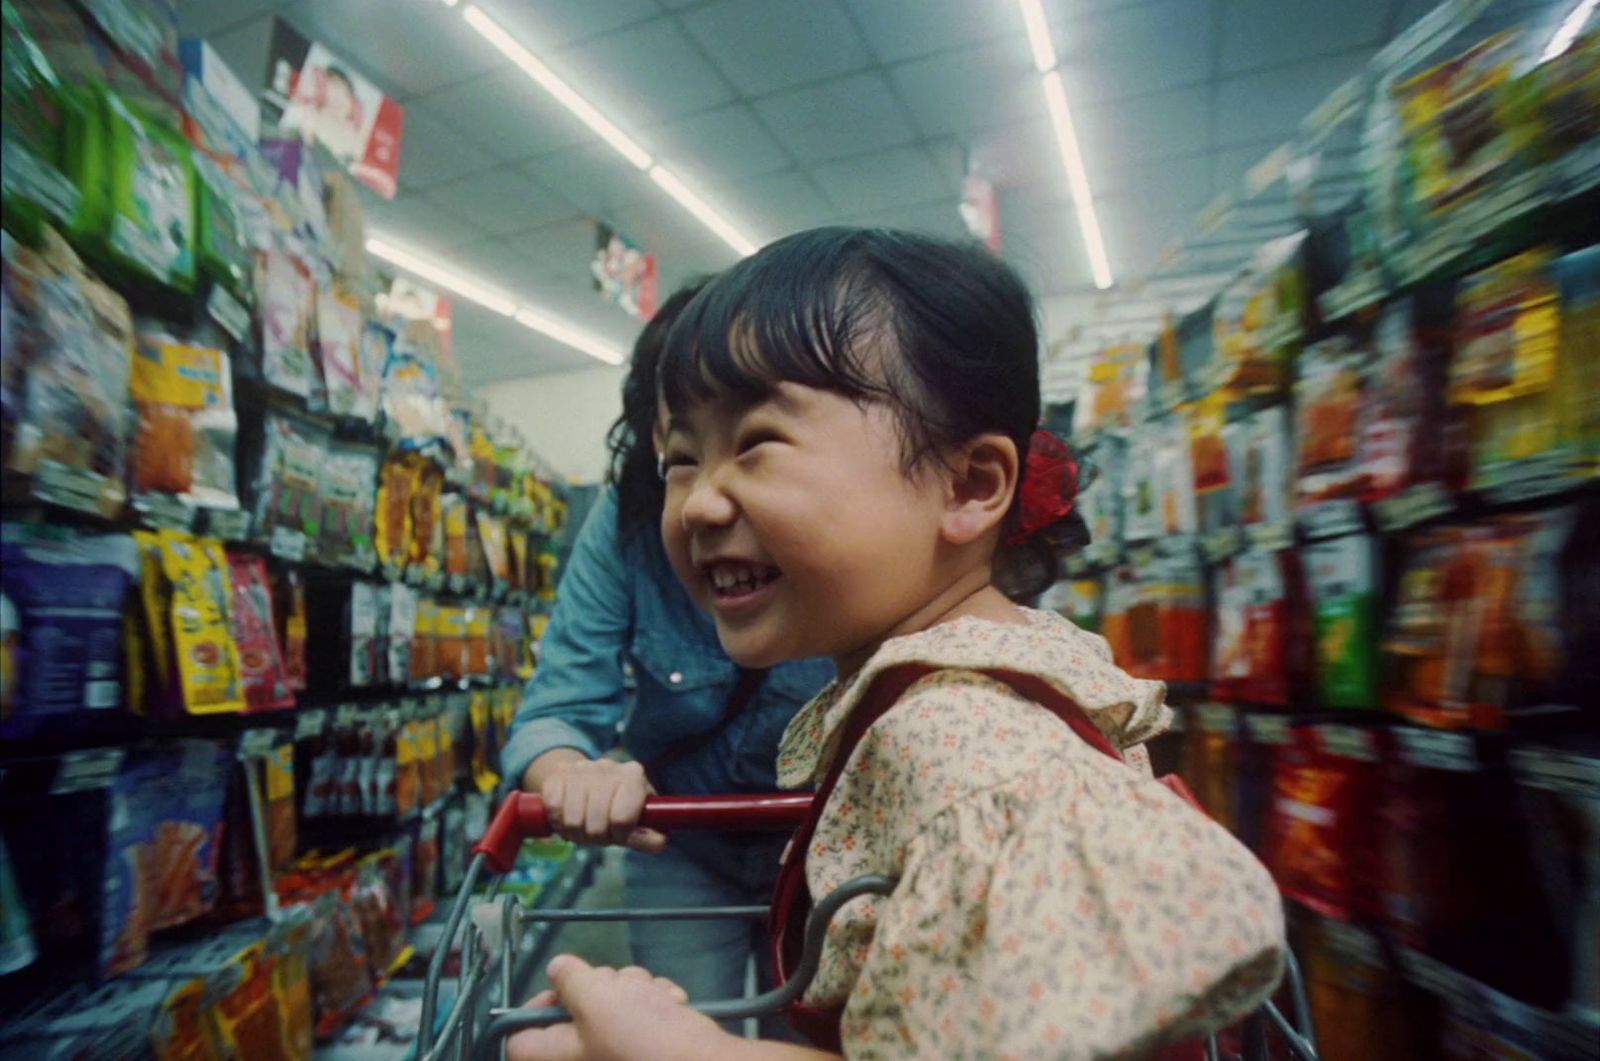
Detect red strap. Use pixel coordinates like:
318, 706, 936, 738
770, 663, 1142, 1044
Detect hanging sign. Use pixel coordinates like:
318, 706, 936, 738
264, 19, 405, 199
592, 223, 659, 321
959, 170, 1002, 255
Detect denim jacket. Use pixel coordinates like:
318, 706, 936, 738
502, 490, 834, 883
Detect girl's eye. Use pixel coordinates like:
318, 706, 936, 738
658, 453, 698, 480
736, 429, 784, 456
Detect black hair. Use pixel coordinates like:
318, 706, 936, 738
607, 279, 715, 543
659, 227, 1084, 600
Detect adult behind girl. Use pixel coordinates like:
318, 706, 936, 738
509, 228, 1286, 1060
501, 282, 834, 1022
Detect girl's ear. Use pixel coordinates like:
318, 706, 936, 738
940, 433, 1020, 546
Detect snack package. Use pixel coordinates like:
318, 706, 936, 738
410, 462, 444, 572
226, 552, 293, 712
264, 741, 297, 872
494, 604, 522, 679
1154, 414, 1199, 537
148, 740, 233, 931
388, 583, 417, 682
1212, 231, 1306, 397
98, 91, 197, 290
318, 443, 379, 570
129, 331, 238, 510
380, 334, 449, 444
348, 582, 380, 688
3, 228, 134, 517
300, 891, 374, 1037
410, 812, 440, 924
476, 511, 511, 586
1192, 392, 1244, 534
1367, 292, 1465, 500
442, 493, 469, 578
300, 710, 337, 822
0, 525, 139, 733
1452, 248, 1568, 490
1121, 427, 1162, 542
1300, 918, 1437, 1061
255, 246, 315, 397
1240, 405, 1292, 531
1074, 432, 1124, 554
103, 758, 163, 972
1078, 342, 1147, 433
1295, 335, 1370, 505
1187, 705, 1240, 832
435, 606, 467, 681
158, 530, 245, 714
1266, 725, 1381, 922
316, 287, 365, 419
466, 606, 491, 677
253, 411, 327, 555
1306, 533, 1380, 710
193, 155, 251, 300
410, 596, 437, 683
349, 854, 404, 979
1237, 713, 1292, 858
1552, 245, 1600, 477
375, 454, 415, 571
276, 568, 308, 692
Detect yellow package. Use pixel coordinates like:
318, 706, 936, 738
396, 716, 421, 817
149, 977, 223, 1061
268, 916, 314, 1061
469, 691, 499, 793
158, 530, 245, 714
416, 715, 440, 806
210, 942, 285, 1061
375, 455, 414, 569
436, 605, 467, 679
131, 530, 175, 704
442, 494, 469, 577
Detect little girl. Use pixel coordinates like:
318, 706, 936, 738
510, 228, 1285, 1060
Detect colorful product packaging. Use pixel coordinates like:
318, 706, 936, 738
1306, 533, 1380, 709
225, 552, 293, 712
129, 331, 239, 511
157, 530, 245, 714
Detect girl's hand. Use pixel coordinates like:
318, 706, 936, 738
537, 755, 667, 853
506, 956, 730, 1061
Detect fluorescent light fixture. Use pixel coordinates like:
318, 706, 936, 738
1041, 71, 1113, 290
369, 233, 627, 365
648, 165, 759, 256
1017, 0, 1058, 72
514, 307, 626, 365
461, 4, 653, 170
367, 237, 517, 316
1543, 0, 1597, 60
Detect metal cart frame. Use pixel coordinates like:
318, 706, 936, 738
417, 793, 1319, 1061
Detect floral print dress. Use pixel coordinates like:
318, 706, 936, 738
776, 609, 1285, 1060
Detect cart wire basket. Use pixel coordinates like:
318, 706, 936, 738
417, 792, 1320, 1061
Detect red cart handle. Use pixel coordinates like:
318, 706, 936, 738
474, 792, 815, 873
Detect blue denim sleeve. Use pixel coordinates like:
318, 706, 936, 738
501, 490, 633, 789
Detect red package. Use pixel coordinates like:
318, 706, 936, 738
227, 553, 294, 712
1266, 725, 1382, 921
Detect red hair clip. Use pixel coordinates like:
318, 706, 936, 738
1009, 428, 1080, 546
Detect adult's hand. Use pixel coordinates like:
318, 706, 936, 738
524, 751, 667, 852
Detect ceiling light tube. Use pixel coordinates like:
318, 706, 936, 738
1542, 0, 1596, 60
1017, 0, 1058, 72
367, 236, 518, 316
648, 165, 759, 257
1041, 70, 1113, 290
514, 307, 626, 365
462, 5, 654, 170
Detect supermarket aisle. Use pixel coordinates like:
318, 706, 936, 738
521, 849, 632, 1000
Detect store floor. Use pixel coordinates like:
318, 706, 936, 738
522, 848, 633, 999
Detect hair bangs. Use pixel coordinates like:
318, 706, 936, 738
659, 230, 893, 417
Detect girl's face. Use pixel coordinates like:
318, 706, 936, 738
660, 382, 950, 673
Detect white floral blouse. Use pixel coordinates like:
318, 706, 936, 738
776, 610, 1285, 1060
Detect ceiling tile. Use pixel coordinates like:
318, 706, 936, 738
396, 107, 501, 190
1002, 198, 1093, 295
427, 167, 585, 236
887, 35, 1042, 138
1213, 49, 1372, 148
472, 0, 664, 52
1219, 0, 1389, 75
1074, 87, 1210, 168
1059, 0, 1217, 105
454, 305, 596, 383
1096, 200, 1195, 277
649, 104, 793, 189
810, 145, 952, 214
493, 218, 611, 286
276, 0, 503, 99
841, 197, 969, 241
544, 17, 734, 130
175, 0, 284, 39
361, 189, 491, 252
1092, 151, 1217, 215
845, 0, 1016, 64
521, 143, 659, 217
701, 169, 841, 241
409, 69, 598, 164
194, 13, 275, 96
753, 71, 918, 164
681, 0, 874, 97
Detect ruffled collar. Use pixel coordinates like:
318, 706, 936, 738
776, 608, 1170, 789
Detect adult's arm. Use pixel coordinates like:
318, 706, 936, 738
501, 490, 634, 791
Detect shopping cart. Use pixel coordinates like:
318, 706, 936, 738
418, 792, 1320, 1061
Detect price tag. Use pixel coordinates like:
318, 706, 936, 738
135, 493, 193, 532
1244, 713, 1294, 746
1196, 703, 1238, 735
269, 526, 308, 562
1480, 454, 1579, 506
1155, 534, 1197, 560
1317, 272, 1386, 322
1375, 483, 1453, 533
295, 709, 329, 740
207, 508, 251, 542
207, 284, 251, 343
1399, 947, 1480, 1011
239, 728, 280, 758
405, 564, 426, 587
1297, 501, 1363, 541
1316, 725, 1380, 763
51, 749, 125, 794
1509, 746, 1600, 800
1245, 143, 1294, 199
34, 460, 110, 516
1396, 728, 1477, 771
448, 574, 468, 594
1245, 520, 1294, 551
1201, 526, 1245, 564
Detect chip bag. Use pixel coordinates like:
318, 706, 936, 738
158, 530, 244, 715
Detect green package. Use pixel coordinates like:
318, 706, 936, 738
1306, 533, 1380, 710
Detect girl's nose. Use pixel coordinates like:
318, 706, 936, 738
678, 467, 738, 531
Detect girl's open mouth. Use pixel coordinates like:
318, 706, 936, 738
702, 560, 783, 608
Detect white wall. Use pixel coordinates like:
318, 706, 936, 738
482, 365, 627, 484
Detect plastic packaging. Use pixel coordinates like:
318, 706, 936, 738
158, 530, 245, 715
226, 552, 293, 712
255, 245, 316, 398
316, 287, 365, 419
129, 330, 238, 509
318, 443, 379, 571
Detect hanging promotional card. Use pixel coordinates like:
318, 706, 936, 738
591, 223, 659, 321
263, 19, 404, 199
959, 169, 1001, 255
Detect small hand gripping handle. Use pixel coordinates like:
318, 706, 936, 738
473, 792, 815, 873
